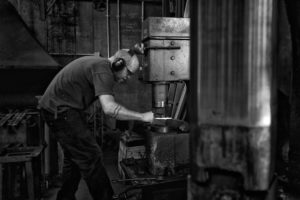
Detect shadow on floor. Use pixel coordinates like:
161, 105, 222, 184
42, 151, 127, 200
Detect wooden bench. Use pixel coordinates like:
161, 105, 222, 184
0, 146, 43, 200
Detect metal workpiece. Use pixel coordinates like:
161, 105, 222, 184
150, 124, 174, 134
152, 118, 190, 132
137, 16, 190, 184
150, 116, 190, 135
142, 17, 190, 40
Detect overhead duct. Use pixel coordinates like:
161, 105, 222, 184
0, 0, 61, 107
0, 1, 60, 69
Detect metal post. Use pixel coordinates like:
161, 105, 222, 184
106, 0, 110, 57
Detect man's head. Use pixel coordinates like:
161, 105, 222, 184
110, 50, 139, 83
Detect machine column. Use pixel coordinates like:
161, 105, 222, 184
189, 0, 277, 199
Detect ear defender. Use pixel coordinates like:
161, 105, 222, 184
128, 49, 135, 56
112, 58, 126, 71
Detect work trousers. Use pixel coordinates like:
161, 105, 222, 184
41, 108, 113, 200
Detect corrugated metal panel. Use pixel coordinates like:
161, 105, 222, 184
195, 0, 274, 127
189, 0, 276, 192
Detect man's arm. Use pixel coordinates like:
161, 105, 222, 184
99, 94, 154, 123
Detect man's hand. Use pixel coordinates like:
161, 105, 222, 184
142, 111, 154, 123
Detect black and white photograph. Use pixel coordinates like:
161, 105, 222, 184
0, 0, 298, 199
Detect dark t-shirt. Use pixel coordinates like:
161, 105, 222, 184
39, 56, 115, 113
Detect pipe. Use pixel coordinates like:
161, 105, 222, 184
141, 0, 144, 39
106, 0, 110, 57
44, 123, 50, 178
140, 0, 144, 72
93, 104, 97, 137
117, 0, 120, 49
74, 0, 77, 55
102, 0, 110, 147
40, 0, 46, 20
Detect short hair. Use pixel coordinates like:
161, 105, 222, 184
112, 49, 139, 72
114, 49, 132, 65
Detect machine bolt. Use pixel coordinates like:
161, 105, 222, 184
170, 41, 175, 46
170, 56, 175, 60
170, 71, 175, 75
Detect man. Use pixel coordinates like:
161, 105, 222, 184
39, 48, 154, 200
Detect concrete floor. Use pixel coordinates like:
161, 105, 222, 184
42, 151, 127, 200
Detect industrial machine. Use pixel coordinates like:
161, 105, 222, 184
117, 8, 279, 200
116, 17, 190, 200
142, 17, 190, 117
142, 17, 190, 177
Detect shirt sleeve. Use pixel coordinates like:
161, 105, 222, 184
92, 72, 115, 96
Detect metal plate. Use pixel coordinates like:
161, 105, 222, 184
143, 39, 190, 81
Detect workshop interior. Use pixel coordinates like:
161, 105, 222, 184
0, 0, 299, 199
